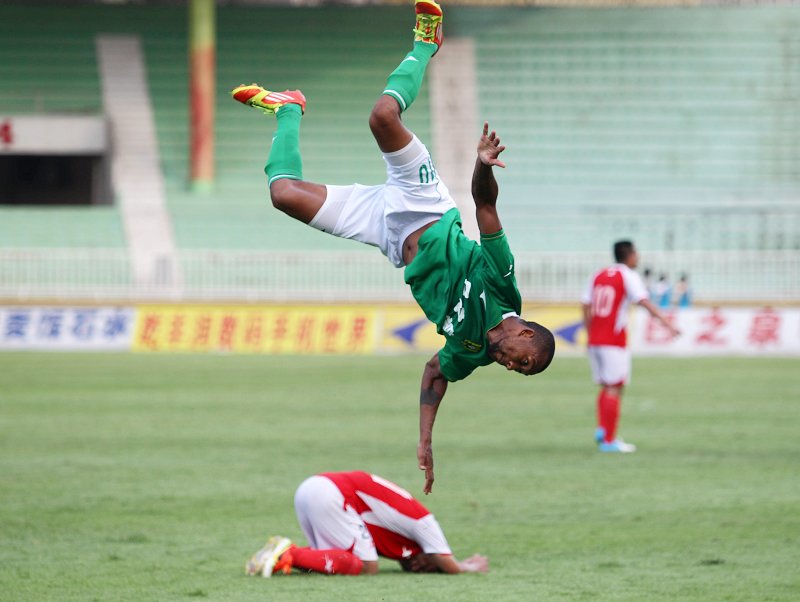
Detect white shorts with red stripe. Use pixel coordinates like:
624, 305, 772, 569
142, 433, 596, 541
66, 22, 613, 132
587, 345, 631, 386
293, 475, 379, 562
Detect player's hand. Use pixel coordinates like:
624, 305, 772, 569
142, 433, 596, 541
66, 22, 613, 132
477, 122, 506, 168
659, 315, 681, 338
417, 440, 434, 494
457, 554, 490, 573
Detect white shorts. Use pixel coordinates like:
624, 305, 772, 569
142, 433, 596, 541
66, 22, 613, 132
294, 475, 378, 561
588, 345, 631, 386
308, 135, 457, 267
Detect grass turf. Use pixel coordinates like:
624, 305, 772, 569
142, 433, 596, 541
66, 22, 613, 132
0, 353, 798, 601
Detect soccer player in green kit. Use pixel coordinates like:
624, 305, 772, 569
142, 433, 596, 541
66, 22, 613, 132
232, 0, 555, 494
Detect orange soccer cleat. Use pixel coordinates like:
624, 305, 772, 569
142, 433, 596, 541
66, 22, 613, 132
413, 0, 444, 53
231, 85, 306, 115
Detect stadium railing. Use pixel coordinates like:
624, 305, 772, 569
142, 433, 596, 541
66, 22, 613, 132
1, 248, 797, 304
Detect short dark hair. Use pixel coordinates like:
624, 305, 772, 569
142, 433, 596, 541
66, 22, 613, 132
614, 240, 635, 263
523, 320, 555, 375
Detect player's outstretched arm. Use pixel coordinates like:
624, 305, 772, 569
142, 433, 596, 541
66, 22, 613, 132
638, 298, 681, 337
471, 122, 506, 235
581, 302, 592, 334
401, 553, 490, 574
418, 353, 448, 495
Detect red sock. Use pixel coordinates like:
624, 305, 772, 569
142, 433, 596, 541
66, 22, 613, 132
286, 545, 364, 575
598, 389, 620, 443
595, 389, 605, 430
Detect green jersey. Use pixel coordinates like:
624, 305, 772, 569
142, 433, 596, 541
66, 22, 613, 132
404, 208, 522, 382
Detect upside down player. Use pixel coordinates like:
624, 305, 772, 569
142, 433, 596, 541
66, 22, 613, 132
231, 0, 555, 493
245, 471, 489, 576
581, 240, 680, 452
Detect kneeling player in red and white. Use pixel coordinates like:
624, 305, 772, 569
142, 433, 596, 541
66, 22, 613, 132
245, 471, 489, 576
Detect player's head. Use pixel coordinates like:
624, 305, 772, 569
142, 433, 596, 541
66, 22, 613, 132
614, 240, 638, 268
489, 320, 555, 376
523, 320, 556, 375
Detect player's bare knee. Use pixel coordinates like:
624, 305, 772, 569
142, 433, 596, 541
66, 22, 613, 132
369, 98, 400, 137
269, 179, 295, 214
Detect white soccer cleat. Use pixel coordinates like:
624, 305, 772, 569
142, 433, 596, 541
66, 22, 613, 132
245, 536, 293, 577
598, 439, 637, 453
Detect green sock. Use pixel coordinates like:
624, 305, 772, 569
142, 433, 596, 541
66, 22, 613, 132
382, 41, 437, 112
265, 104, 303, 186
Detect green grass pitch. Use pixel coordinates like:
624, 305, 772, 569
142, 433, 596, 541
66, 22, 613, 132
1, 353, 798, 601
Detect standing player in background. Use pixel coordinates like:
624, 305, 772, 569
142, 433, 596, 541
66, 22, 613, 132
581, 241, 680, 453
231, 0, 555, 492
674, 273, 692, 308
654, 273, 673, 309
245, 471, 489, 577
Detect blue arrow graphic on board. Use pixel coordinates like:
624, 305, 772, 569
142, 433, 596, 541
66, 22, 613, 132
554, 321, 583, 344
392, 319, 429, 346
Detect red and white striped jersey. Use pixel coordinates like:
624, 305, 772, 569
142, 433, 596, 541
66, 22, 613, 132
581, 264, 648, 348
320, 471, 452, 560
